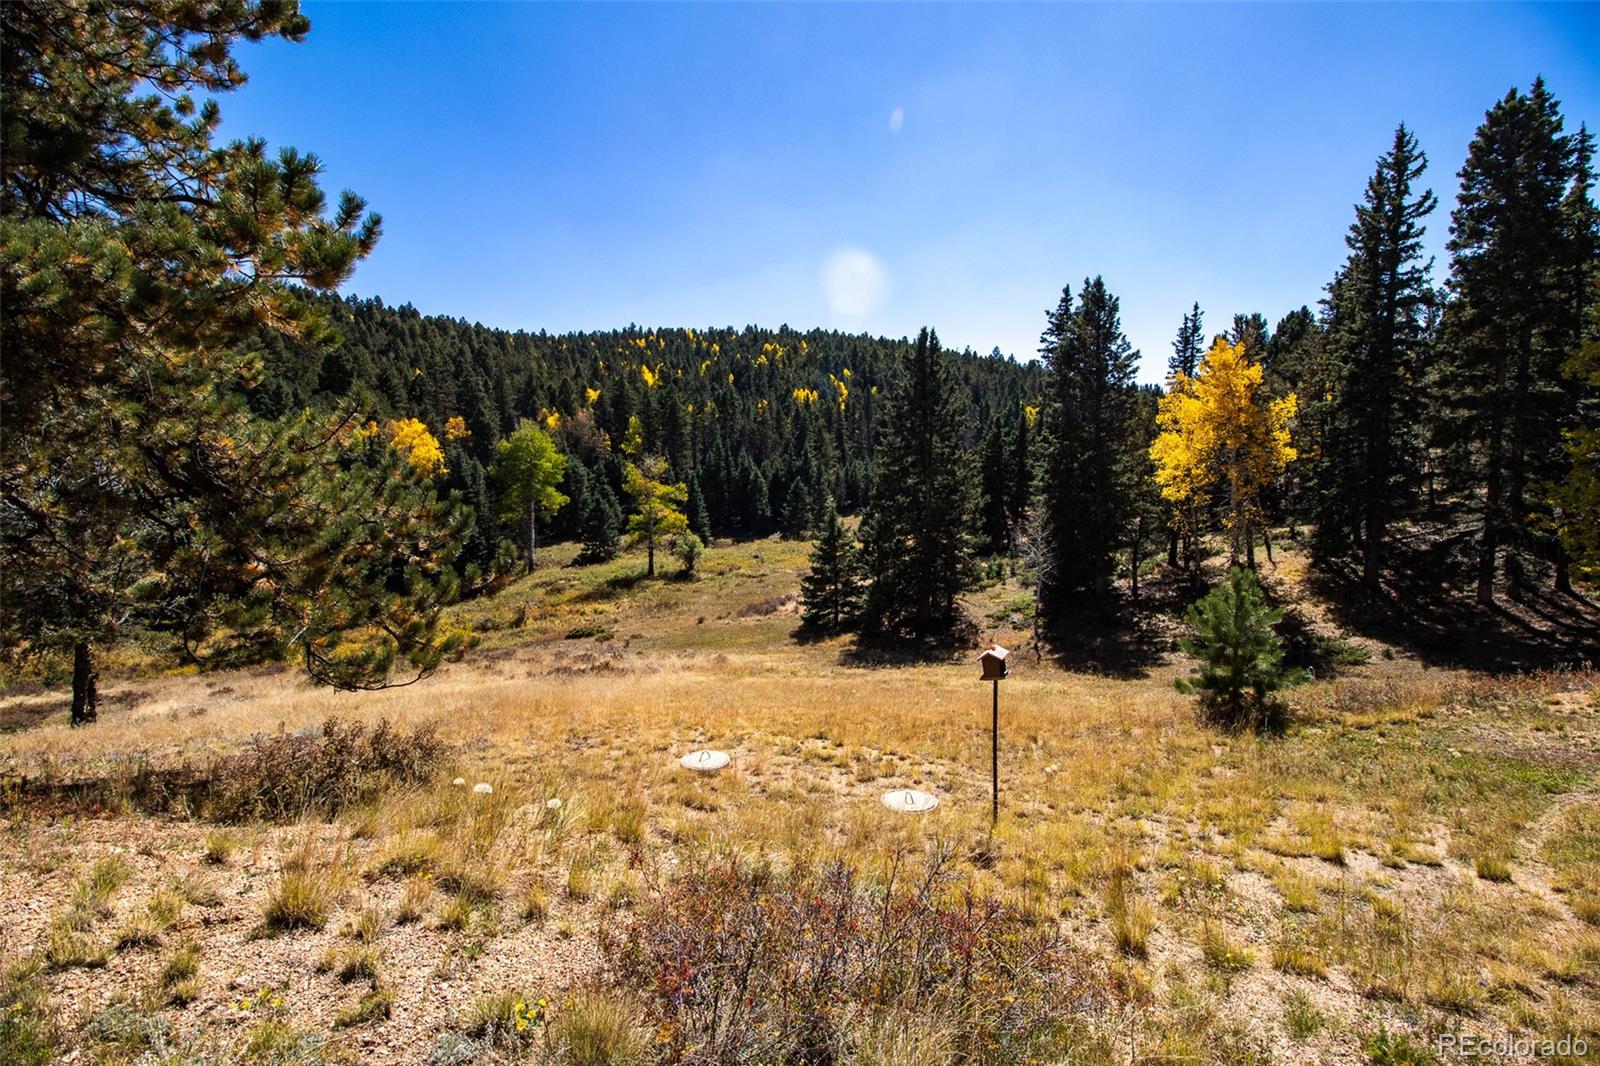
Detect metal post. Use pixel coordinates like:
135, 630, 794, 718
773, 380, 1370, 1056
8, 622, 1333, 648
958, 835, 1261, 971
991, 677, 999, 824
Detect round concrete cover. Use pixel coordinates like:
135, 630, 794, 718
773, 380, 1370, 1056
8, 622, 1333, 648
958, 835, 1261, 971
680, 749, 731, 772
882, 788, 939, 813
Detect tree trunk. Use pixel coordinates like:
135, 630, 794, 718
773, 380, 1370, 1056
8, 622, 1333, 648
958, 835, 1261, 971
71, 640, 98, 726
1263, 525, 1275, 566
1477, 361, 1507, 608
646, 536, 655, 577
1362, 519, 1381, 593
524, 501, 537, 574
1555, 545, 1572, 595
1131, 518, 1143, 604
1167, 529, 1179, 568
1228, 450, 1243, 568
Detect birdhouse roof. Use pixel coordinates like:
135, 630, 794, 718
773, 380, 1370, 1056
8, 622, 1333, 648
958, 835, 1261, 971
981, 645, 1009, 660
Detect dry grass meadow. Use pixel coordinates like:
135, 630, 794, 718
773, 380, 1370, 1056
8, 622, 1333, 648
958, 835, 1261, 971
2, 537, 1597, 1064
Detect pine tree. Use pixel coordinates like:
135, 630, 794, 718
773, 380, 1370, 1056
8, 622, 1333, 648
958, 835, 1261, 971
1127, 386, 1167, 603
1037, 278, 1141, 616
1007, 410, 1035, 536
1435, 79, 1592, 603
799, 501, 864, 633
781, 478, 812, 539
1554, 276, 1600, 588
577, 471, 622, 563
979, 420, 1012, 553
1312, 124, 1437, 589
0, 1, 472, 723
686, 472, 713, 543
1177, 568, 1298, 731
858, 328, 979, 637
1169, 302, 1205, 380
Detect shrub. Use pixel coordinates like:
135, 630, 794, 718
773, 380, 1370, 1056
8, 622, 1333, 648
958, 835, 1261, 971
669, 532, 705, 575
603, 847, 1115, 1063
1177, 567, 1301, 731
209, 717, 446, 822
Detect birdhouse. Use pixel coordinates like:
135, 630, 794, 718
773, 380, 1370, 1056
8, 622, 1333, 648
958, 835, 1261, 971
979, 644, 1009, 681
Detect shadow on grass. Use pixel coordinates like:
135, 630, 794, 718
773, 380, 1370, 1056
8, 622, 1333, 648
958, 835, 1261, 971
1035, 566, 1195, 680
571, 568, 651, 603
836, 617, 981, 667
1306, 532, 1600, 673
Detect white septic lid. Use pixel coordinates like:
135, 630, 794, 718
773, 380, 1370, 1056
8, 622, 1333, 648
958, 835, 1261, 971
680, 749, 731, 772
881, 788, 939, 813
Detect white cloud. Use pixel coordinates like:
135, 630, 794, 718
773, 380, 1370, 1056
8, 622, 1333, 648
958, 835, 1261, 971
888, 105, 904, 133
820, 248, 888, 320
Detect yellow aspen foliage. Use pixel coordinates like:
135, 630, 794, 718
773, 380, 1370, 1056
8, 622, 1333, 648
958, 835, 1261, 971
585, 386, 601, 405
829, 374, 848, 409
544, 410, 562, 431
620, 414, 644, 457
1022, 403, 1040, 428
1151, 338, 1296, 563
383, 418, 446, 477
792, 387, 819, 406
640, 363, 661, 388
443, 415, 470, 441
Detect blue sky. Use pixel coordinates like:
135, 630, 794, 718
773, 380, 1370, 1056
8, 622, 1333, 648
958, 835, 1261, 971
224, 2, 1598, 382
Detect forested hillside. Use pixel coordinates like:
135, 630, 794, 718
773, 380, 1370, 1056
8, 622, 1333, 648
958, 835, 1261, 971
249, 298, 1043, 568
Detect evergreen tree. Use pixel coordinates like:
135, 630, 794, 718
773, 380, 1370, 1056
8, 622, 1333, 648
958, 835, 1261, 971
1127, 386, 1167, 603
686, 472, 713, 544
1553, 275, 1600, 589
0, 0, 470, 723
1037, 278, 1141, 615
1434, 79, 1593, 603
858, 328, 979, 637
1007, 411, 1035, 536
979, 420, 1012, 553
1169, 302, 1205, 380
799, 500, 864, 633
780, 477, 812, 539
577, 470, 622, 563
1177, 568, 1298, 731
1313, 124, 1437, 589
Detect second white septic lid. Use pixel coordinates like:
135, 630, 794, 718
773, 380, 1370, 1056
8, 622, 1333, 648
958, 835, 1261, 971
680, 749, 731, 772
881, 788, 939, 813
